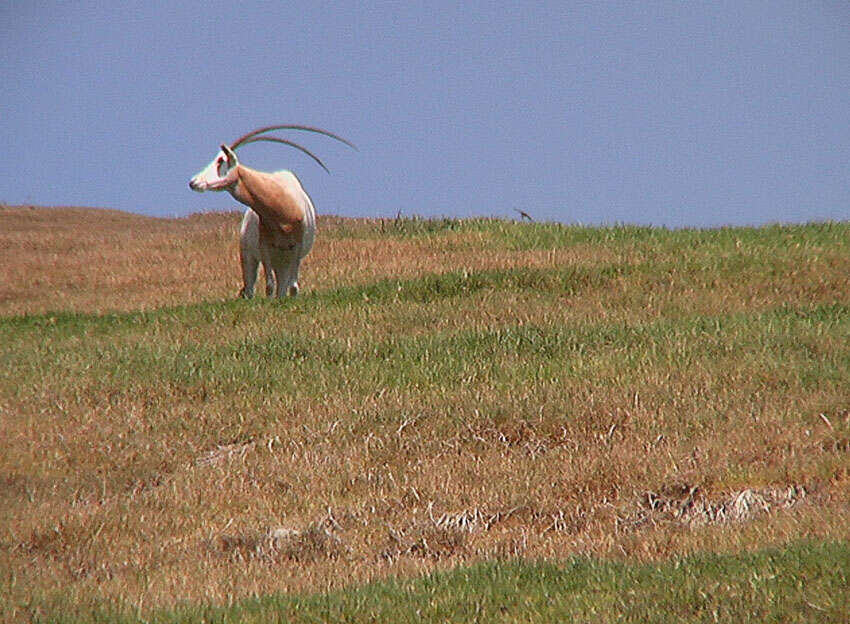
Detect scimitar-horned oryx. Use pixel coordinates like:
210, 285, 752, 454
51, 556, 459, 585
189, 124, 355, 298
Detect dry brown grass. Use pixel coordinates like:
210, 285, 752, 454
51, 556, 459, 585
0, 206, 239, 315
1, 206, 849, 620
0, 206, 608, 316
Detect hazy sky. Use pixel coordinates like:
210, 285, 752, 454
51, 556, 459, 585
2, 1, 849, 227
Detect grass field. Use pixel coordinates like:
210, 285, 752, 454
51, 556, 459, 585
1, 205, 849, 622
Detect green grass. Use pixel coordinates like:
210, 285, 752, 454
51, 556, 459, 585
4, 296, 848, 402
327, 215, 849, 250
32, 540, 850, 623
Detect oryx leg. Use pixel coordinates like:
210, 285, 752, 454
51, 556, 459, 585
239, 248, 259, 299
269, 247, 298, 298
260, 250, 276, 297
238, 210, 261, 299
285, 249, 303, 297
263, 262, 274, 296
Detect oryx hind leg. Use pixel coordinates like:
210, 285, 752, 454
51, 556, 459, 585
239, 248, 259, 299
238, 220, 260, 299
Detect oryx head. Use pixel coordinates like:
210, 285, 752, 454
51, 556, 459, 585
188, 144, 239, 192
188, 124, 356, 192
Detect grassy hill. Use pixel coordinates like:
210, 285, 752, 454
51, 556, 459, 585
2, 206, 849, 622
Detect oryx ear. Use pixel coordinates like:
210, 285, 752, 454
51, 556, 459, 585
221, 144, 238, 166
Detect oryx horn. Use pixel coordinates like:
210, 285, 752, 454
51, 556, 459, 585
229, 125, 357, 174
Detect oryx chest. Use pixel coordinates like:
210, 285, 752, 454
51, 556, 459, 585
258, 218, 299, 251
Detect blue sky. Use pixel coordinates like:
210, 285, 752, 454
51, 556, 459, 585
1, 1, 849, 227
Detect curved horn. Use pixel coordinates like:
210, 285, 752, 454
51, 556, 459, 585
230, 125, 357, 151
236, 136, 331, 173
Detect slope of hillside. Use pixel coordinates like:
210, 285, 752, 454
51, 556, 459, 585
2, 207, 849, 621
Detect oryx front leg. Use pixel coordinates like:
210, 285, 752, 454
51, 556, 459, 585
284, 251, 303, 297
239, 249, 276, 299
268, 247, 299, 298
263, 260, 275, 297
256, 243, 276, 297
